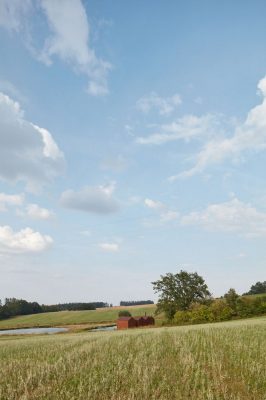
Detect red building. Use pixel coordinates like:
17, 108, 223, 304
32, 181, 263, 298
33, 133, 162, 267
116, 315, 155, 330
143, 316, 155, 326
116, 317, 137, 330
134, 316, 145, 327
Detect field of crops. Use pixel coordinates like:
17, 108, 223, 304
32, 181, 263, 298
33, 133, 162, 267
0, 304, 157, 330
0, 316, 265, 400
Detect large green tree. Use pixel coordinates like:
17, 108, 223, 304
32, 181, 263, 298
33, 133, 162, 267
244, 281, 266, 295
152, 270, 211, 319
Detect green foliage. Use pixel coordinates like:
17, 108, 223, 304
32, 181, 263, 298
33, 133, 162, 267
152, 269, 211, 320
173, 295, 266, 327
224, 288, 239, 312
244, 281, 266, 295
118, 310, 132, 317
209, 299, 233, 321
0, 298, 42, 320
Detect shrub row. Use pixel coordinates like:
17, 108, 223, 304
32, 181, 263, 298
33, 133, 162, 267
173, 296, 266, 326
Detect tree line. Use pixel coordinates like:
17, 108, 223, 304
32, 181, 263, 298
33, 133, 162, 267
0, 298, 109, 320
152, 270, 266, 325
120, 300, 154, 306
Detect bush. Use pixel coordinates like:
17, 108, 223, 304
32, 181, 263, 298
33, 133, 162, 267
209, 299, 233, 321
118, 310, 132, 317
174, 310, 191, 325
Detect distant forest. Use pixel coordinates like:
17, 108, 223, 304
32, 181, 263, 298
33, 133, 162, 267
0, 298, 109, 320
120, 300, 154, 306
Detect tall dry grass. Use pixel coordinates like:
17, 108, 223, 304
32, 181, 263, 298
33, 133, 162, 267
0, 317, 265, 399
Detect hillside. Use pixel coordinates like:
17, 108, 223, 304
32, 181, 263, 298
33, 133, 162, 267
0, 304, 157, 330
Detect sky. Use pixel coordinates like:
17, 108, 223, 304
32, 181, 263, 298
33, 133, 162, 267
0, 0, 266, 305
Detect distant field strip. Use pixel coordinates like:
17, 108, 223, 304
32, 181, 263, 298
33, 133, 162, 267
0, 317, 265, 399
0, 305, 157, 329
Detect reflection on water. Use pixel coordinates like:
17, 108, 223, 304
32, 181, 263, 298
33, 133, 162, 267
90, 325, 117, 332
0, 327, 68, 335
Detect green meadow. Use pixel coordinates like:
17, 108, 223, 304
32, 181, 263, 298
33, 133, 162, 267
0, 316, 265, 400
0, 305, 157, 330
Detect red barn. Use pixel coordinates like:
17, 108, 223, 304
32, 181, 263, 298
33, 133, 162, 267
116, 315, 155, 330
134, 316, 145, 327
116, 317, 137, 330
143, 316, 155, 326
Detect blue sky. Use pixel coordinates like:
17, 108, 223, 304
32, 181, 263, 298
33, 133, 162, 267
0, 0, 266, 304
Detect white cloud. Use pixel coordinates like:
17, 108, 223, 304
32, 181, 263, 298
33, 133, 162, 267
137, 114, 220, 145
0, 225, 53, 253
136, 92, 181, 115
25, 204, 54, 220
0, 193, 24, 212
177, 76, 266, 178
0, 0, 32, 32
181, 197, 266, 238
144, 198, 163, 210
31, 123, 63, 160
144, 198, 179, 223
60, 183, 120, 215
39, 0, 111, 96
0, 92, 64, 191
0, 0, 111, 96
98, 242, 119, 252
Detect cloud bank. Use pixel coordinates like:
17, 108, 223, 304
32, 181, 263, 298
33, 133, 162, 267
0, 92, 64, 191
60, 183, 120, 215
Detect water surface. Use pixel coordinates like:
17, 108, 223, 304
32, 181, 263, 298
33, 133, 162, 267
0, 327, 68, 335
90, 325, 117, 332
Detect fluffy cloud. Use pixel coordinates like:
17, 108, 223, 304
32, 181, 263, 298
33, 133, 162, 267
98, 243, 119, 252
177, 76, 266, 178
60, 183, 120, 215
136, 92, 181, 115
25, 204, 54, 220
0, 193, 24, 212
137, 114, 219, 145
0, 0, 111, 96
0, 92, 64, 190
0, 225, 53, 253
144, 198, 163, 210
181, 197, 266, 238
144, 198, 179, 222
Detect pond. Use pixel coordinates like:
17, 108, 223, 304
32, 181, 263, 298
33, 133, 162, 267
90, 325, 117, 332
0, 327, 68, 335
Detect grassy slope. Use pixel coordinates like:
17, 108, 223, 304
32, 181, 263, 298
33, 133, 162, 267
0, 316, 265, 399
1, 294, 265, 330
0, 305, 157, 329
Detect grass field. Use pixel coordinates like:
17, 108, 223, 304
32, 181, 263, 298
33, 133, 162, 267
0, 316, 265, 399
0, 304, 157, 330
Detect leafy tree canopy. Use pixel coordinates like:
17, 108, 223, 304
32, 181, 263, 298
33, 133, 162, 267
152, 270, 211, 319
118, 310, 132, 317
244, 281, 266, 295
224, 288, 239, 311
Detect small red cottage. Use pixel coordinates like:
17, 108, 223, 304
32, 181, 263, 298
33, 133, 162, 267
134, 316, 145, 327
116, 316, 136, 330
116, 315, 155, 330
143, 316, 155, 326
